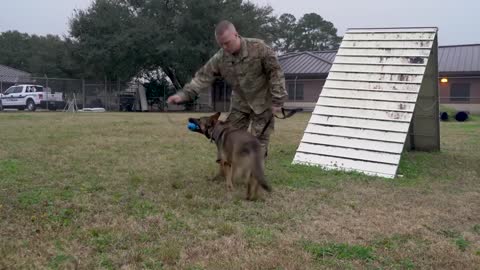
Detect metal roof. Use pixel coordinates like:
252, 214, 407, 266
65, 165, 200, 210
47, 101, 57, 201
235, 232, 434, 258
438, 44, 480, 73
279, 44, 480, 76
278, 51, 336, 75
0, 64, 31, 83
311, 51, 337, 63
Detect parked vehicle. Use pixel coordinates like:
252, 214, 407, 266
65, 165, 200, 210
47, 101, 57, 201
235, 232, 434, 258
0, 84, 65, 111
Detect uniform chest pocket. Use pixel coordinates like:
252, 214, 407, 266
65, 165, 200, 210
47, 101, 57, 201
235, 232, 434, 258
219, 62, 236, 81
241, 58, 263, 76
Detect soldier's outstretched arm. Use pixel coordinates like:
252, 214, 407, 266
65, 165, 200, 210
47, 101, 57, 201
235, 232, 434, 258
262, 45, 288, 107
175, 52, 222, 102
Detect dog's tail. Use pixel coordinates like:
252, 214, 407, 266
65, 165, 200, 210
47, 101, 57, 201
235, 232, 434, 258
252, 152, 271, 192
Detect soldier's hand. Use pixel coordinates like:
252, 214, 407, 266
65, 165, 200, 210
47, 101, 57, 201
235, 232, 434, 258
167, 95, 184, 104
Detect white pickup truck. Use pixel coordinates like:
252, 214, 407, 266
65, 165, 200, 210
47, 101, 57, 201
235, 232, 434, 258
0, 84, 65, 111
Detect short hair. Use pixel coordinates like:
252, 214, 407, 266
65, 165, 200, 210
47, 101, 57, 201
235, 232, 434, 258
215, 20, 236, 37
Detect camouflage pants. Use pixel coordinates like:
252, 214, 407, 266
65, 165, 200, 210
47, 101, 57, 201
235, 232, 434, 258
226, 108, 274, 158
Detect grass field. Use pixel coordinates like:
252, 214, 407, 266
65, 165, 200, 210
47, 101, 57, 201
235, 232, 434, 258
0, 112, 479, 269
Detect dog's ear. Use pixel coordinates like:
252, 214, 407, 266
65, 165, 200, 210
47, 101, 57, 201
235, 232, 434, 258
211, 112, 221, 121
210, 112, 221, 125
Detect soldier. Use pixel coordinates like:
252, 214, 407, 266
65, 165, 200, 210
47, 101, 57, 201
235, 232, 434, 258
168, 20, 288, 159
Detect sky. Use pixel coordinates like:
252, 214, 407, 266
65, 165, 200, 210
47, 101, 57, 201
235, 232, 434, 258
0, 0, 92, 37
0, 0, 479, 45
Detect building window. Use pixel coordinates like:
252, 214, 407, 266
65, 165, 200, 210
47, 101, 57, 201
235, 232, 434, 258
287, 83, 304, 101
450, 83, 470, 103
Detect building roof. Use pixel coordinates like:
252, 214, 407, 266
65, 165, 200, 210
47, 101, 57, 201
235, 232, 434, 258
438, 44, 480, 74
279, 44, 480, 76
278, 51, 337, 76
0, 64, 31, 83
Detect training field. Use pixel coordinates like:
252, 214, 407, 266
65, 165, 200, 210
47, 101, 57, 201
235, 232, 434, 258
0, 112, 479, 269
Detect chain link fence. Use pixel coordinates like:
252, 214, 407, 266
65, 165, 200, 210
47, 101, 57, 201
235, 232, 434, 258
0, 75, 230, 112
1, 75, 479, 113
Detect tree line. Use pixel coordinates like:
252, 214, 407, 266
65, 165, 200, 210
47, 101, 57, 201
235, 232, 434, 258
0, 0, 341, 89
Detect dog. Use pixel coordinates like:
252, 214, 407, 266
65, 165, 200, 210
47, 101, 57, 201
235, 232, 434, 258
188, 112, 271, 200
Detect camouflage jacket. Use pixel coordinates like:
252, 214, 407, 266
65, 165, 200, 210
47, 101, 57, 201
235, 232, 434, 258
177, 37, 287, 114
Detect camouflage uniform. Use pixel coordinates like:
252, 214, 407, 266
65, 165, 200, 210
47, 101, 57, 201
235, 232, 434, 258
177, 37, 288, 157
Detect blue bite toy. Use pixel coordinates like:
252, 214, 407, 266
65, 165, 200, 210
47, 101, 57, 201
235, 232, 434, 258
187, 122, 199, 131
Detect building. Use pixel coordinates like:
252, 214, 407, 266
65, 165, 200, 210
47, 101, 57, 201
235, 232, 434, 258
279, 51, 335, 111
438, 44, 480, 113
0, 64, 32, 92
278, 44, 480, 113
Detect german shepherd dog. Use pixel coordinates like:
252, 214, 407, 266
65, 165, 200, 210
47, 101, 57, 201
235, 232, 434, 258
188, 112, 272, 200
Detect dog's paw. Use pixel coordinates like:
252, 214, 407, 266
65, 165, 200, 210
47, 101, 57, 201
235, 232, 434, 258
209, 174, 224, 182
225, 192, 233, 201
246, 192, 267, 202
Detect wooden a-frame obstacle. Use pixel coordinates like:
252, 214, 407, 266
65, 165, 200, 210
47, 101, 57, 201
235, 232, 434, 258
293, 27, 440, 178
